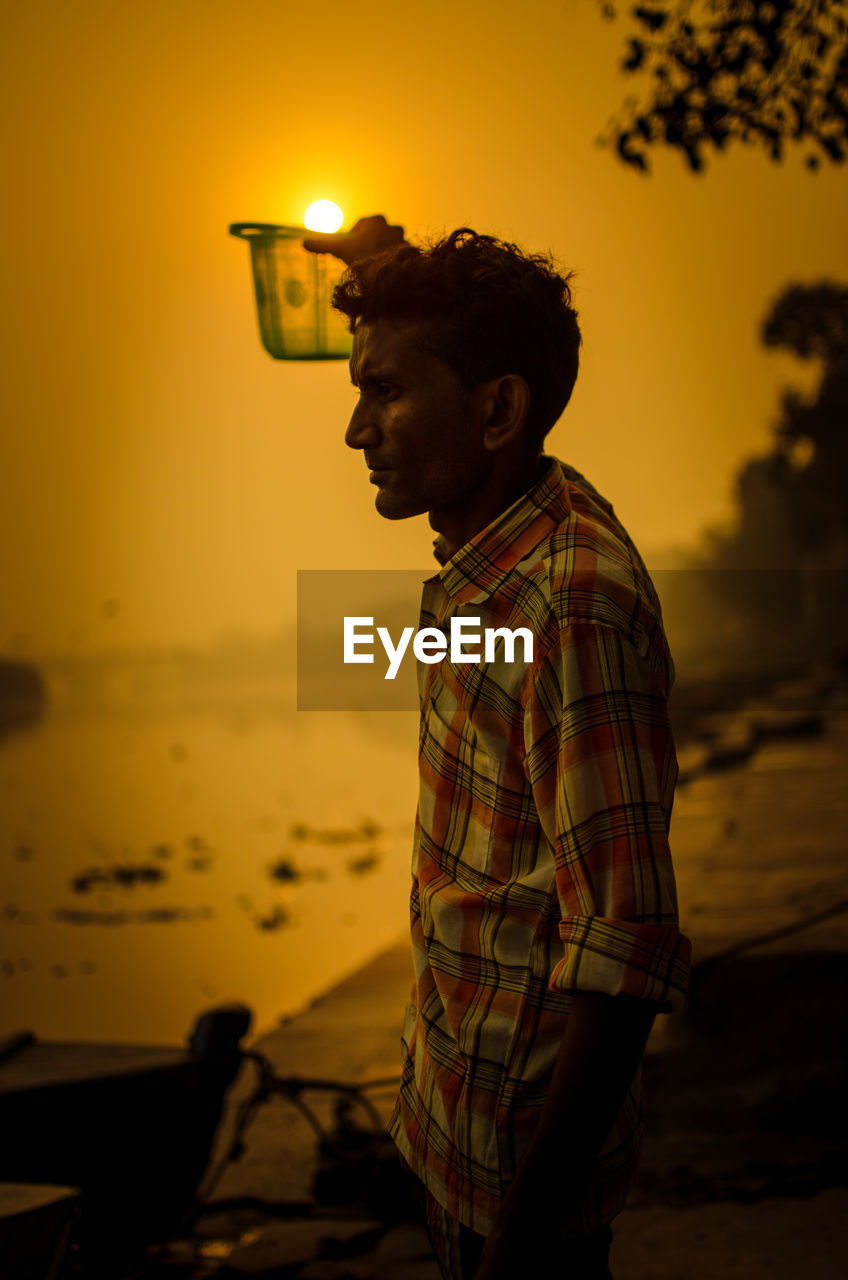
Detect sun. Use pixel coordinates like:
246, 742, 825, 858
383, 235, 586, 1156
303, 200, 344, 233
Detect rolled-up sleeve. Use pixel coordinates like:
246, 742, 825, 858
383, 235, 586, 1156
524, 620, 691, 1011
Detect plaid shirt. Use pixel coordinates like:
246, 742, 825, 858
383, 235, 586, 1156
388, 456, 691, 1237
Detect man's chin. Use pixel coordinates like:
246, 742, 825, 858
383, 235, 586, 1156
374, 488, 427, 520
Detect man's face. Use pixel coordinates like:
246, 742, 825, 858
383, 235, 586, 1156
346, 320, 489, 522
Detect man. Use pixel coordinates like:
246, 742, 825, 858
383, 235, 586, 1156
307, 220, 691, 1280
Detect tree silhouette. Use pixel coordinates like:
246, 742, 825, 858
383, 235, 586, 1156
598, 0, 848, 171
706, 281, 848, 567
687, 283, 848, 667
763, 282, 848, 556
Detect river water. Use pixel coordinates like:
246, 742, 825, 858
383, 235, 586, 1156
0, 690, 419, 1046
3, 615, 839, 1052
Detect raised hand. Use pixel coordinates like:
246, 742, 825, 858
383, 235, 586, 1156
302, 213, 406, 265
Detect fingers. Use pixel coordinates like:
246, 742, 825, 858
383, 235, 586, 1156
302, 230, 351, 258
303, 214, 406, 264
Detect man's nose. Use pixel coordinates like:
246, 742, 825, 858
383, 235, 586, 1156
345, 401, 380, 451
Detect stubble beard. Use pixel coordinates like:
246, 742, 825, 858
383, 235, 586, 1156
372, 453, 479, 523
374, 485, 428, 521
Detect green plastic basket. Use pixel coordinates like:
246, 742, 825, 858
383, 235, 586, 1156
230, 223, 353, 361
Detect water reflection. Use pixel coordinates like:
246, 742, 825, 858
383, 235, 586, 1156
0, 662, 418, 1044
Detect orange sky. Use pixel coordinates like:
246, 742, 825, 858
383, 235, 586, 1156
3, 0, 846, 655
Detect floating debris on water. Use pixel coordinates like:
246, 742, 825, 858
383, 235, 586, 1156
113, 864, 166, 889
266, 856, 327, 885
346, 852, 381, 876
186, 856, 214, 872
53, 906, 215, 926
254, 905, 289, 932
2, 905, 36, 925
70, 863, 168, 894
289, 818, 384, 845
181, 835, 215, 872
70, 868, 108, 894
268, 857, 300, 883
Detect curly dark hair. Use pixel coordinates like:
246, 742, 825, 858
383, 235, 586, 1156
331, 229, 581, 444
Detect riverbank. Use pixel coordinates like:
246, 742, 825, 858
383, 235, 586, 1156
162, 669, 848, 1277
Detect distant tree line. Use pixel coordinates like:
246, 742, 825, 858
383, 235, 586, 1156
689, 282, 848, 668
705, 281, 848, 569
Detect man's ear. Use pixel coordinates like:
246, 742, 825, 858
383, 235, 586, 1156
472, 375, 531, 452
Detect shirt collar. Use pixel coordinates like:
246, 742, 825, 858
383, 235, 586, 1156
429, 456, 572, 605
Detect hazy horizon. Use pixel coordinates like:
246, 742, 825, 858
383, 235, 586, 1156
4, 1, 845, 659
